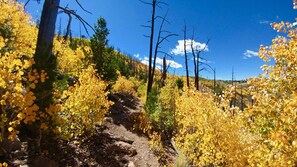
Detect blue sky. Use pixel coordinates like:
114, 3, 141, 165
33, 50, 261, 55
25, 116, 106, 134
22, 0, 297, 80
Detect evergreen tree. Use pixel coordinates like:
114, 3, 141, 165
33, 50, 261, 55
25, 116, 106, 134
90, 17, 118, 81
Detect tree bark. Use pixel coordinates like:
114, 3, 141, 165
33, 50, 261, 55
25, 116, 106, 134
146, 0, 156, 98
183, 24, 190, 88
162, 56, 166, 86
191, 34, 198, 90
63, 12, 72, 41
34, 0, 60, 110
213, 68, 216, 93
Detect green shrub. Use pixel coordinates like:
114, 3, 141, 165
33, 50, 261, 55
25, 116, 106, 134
175, 78, 184, 90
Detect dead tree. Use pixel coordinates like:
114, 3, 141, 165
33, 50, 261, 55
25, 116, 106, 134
241, 85, 244, 111
230, 67, 237, 107
151, 13, 177, 88
140, 0, 177, 98
203, 63, 216, 93
190, 30, 210, 91
183, 23, 190, 88
57, 17, 62, 39
25, 0, 94, 113
161, 56, 166, 86
141, 0, 156, 96
63, 9, 73, 40
33, 0, 60, 111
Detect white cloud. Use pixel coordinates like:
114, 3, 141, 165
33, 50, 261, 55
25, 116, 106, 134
156, 65, 162, 70
133, 53, 140, 58
141, 59, 149, 65
167, 59, 183, 68
141, 56, 182, 69
155, 57, 182, 69
243, 50, 258, 59
170, 39, 209, 55
155, 57, 163, 65
141, 57, 149, 65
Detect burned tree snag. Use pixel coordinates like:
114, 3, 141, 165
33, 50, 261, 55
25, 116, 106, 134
183, 24, 190, 88
33, 0, 60, 110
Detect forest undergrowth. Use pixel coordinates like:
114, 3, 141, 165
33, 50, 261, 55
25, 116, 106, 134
1, 1, 297, 167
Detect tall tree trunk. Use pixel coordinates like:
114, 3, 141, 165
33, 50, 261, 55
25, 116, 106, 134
34, 0, 60, 111
146, 0, 156, 98
63, 13, 72, 41
191, 34, 198, 90
213, 68, 216, 93
234, 82, 237, 106
196, 52, 201, 91
183, 24, 189, 88
162, 56, 166, 86
241, 86, 244, 110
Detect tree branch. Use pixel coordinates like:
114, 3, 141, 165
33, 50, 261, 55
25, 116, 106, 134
141, 25, 152, 28
139, 0, 152, 5
56, 5, 95, 36
158, 33, 178, 45
75, 0, 92, 14
24, 0, 30, 8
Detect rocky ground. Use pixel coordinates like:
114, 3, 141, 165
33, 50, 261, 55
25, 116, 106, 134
0, 93, 176, 167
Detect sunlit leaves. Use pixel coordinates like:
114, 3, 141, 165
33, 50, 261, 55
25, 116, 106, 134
53, 39, 90, 76
0, 1, 112, 142
0, 0, 39, 141
112, 75, 139, 96
174, 90, 254, 166
52, 66, 112, 139
245, 21, 297, 166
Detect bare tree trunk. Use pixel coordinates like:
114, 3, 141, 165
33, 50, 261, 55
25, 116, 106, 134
214, 68, 216, 93
241, 85, 244, 111
234, 82, 237, 106
191, 35, 209, 91
162, 56, 166, 86
196, 51, 200, 91
58, 17, 62, 40
64, 12, 72, 41
146, 0, 156, 98
230, 67, 234, 107
183, 24, 190, 88
191, 32, 198, 90
34, 0, 60, 111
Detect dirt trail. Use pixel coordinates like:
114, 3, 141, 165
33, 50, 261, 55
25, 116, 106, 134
1, 94, 163, 167
104, 120, 160, 167
105, 93, 160, 167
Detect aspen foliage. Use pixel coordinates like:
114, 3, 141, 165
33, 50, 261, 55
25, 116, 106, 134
0, 0, 39, 141
0, 1, 112, 142
53, 39, 92, 76
40, 42, 111, 139
155, 80, 178, 132
47, 66, 112, 139
245, 21, 297, 166
174, 89, 254, 166
0, 0, 37, 56
112, 74, 140, 96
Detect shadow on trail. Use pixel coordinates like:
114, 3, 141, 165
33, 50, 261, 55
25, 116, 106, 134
108, 93, 146, 136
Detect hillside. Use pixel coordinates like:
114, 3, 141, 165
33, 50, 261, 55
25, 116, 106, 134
2, 1, 297, 167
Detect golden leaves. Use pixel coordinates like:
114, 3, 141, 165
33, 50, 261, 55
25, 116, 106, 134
112, 75, 139, 95
53, 39, 89, 76
0, 1, 39, 142
52, 66, 112, 139
244, 19, 297, 166
0, 0, 114, 144
174, 90, 252, 166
